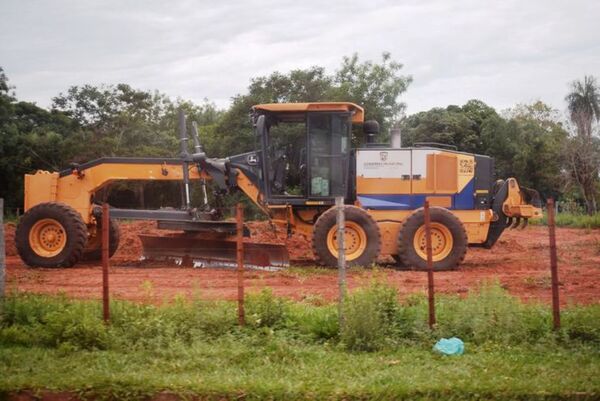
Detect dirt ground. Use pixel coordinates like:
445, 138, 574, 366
4, 221, 599, 305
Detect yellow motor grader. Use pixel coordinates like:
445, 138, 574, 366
15, 102, 542, 270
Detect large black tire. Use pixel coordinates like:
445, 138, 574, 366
16, 202, 88, 268
312, 205, 381, 267
82, 219, 121, 261
397, 207, 468, 271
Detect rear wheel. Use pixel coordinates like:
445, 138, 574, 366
397, 207, 467, 271
312, 205, 381, 267
82, 219, 121, 261
16, 202, 88, 267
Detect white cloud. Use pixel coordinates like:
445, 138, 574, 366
1, 0, 599, 114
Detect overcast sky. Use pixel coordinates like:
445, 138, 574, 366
1, 0, 599, 115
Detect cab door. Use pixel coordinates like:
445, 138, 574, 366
307, 112, 351, 198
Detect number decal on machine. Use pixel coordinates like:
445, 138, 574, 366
459, 159, 474, 174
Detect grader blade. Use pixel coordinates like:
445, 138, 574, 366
139, 234, 289, 270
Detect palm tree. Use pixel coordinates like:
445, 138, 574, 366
565, 76, 600, 214
565, 76, 600, 138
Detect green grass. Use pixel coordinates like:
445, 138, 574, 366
530, 211, 600, 228
2, 340, 598, 400
1, 284, 599, 400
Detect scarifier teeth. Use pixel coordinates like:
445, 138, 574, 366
506, 217, 513, 228
511, 217, 521, 229
520, 218, 529, 229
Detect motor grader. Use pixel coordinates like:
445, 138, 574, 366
15, 102, 542, 270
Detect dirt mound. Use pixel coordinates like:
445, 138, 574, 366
247, 221, 313, 261
495, 238, 526, 252
113, 220, 160, 260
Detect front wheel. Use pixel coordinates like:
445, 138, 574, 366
16, 202, 88, 267
397, 207, 467, 271
312, 205, 381, 267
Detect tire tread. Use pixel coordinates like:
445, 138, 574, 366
311, 205, 381, 267
16, 202, 88, 268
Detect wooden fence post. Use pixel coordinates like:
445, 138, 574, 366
236, 203, 245, 326
102, 203, 110, 323
0, 199, 5, 299
547, 198, 560, 330
424, 201, 436, 329
336, 197, 346, 328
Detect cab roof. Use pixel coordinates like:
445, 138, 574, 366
252, 102, 364, 123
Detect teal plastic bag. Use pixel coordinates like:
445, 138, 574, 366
433, 337, 464, 355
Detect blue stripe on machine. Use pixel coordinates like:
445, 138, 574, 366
357, 194, 427, 210
358, 179, 475, 210
453, 179, 475, 209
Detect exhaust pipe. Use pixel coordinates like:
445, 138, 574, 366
390, 127, 401, 148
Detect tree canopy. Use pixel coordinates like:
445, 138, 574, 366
400, 100, 568, 199
0, 60, 597, 213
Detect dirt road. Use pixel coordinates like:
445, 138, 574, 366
4, 222, 599, 305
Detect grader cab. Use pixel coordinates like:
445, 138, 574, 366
16, 102, 542, 270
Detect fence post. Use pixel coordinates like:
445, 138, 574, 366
547, 198, 560, 330
336, 197, 346, 328
102, 203, 110, 323
424, 201, 436, 329
236, 203, 245, 326
0, 199, 5, 299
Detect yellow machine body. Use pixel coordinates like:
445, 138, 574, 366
19, 102, 542, 269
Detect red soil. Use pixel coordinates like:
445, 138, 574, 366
4, 221, 600, 305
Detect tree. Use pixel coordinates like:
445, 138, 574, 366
401, 100, 499, 153
51, 84, 222, 160
332, 52, 412, 139
502, 101, 568, 199
0, 67, 77, 209
51, 84, 223, 208
400, 100, 566, 200
565, 76, 600, 214
215, 52, 412, 156
566, 76, 600, 139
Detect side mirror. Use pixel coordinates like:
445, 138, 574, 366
255, 114, 268, 138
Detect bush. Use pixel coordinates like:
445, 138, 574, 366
435, 283, 552, 345
286, 303, 339, 341
0, 294, 110, 350
1, 283, 599, 353
340, 282, 399, 351
246, 288, 288, 328
531, 211, 600, 228
562, 304, 600, 344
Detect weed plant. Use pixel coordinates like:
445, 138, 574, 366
1, 283, 598, 352
1, 283, 599, 399
531, 211, 600, 228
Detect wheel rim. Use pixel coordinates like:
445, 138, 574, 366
29, 218, 67, 257
413, 223, 453, 262
326, 221, 368, 261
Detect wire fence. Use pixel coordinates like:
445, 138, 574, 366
0, 198, 560, 324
